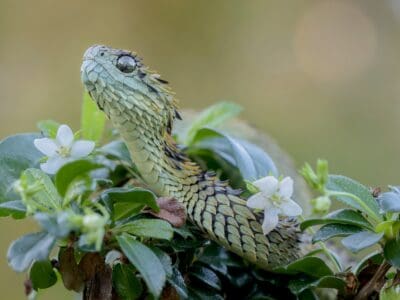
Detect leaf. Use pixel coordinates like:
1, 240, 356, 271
99, 140, 132, 164
190, 265, 222, 291
168, 267, 188, 299
184, 102, 242, 145
34, 212, 75, 238
114, 219, 173, 240
149, 197, 186, 227
378, 191, 400, 213
37, 120, 60, 138
112, 264, 143, 300
341, 231, 383, 253
289, 276, 346, 295
312, 224, 364, 243
273, 256, 333, 277
19, 168, 63, 213
102, 188, 159, 220
0, 134, 42, 203
0, 200, 26, 219
81, 91, 106, 142
30, 260, 57, 290
327, 175, 381, 221
384, 239, 400, 268
353, 251, 384, 275
150, 247, 173, 277
117, 234, 166, 298
58, 247, 85, 292
301, 209, 373, 231
55, 159, 103, 197
7, 232, 56, 272
191, 128, 277, 180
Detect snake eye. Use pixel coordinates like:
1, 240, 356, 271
116, 55, 136, 73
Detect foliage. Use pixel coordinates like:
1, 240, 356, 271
1, 94, 400, 299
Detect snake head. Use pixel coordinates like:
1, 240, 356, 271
81, 45, 179, 134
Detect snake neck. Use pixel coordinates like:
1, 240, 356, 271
111, 112, 202, 198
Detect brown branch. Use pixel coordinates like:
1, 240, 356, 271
354, 261, 391, 300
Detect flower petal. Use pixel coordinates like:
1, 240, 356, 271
262, 208, 279, 235
70, 140, 95, 158
253, 176, 278, 196
34, 138, 58, 157
279, 177, 294, 199
247, 193, 268, 209
280, 199, 302, 217
56, 124, 74, 147
40, 156, 69, 174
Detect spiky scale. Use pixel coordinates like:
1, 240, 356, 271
81, 45, 302, 270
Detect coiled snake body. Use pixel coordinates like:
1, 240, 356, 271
81, 45, 301, 269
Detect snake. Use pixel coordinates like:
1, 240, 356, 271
80, 45, 301, 269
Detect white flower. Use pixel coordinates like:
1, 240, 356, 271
34, 124, 95, 174
247, 176, 302, 235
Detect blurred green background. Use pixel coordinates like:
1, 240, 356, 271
1, 0, 399, 298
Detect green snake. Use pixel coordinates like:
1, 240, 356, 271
81, 45, 301, 269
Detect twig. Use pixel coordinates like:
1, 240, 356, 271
354, 261, 391, 300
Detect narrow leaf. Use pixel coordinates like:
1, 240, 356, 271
327, 175, 381, 221
312, 224, 363, 243
114, 219, 173, 240
301, 209, 373, 231
112, 264, 143, 300
0, 134, 42, 203
0, 200, 26, 219
341, 231, 383, 253
81, 91, 106, 142
37, 120, 60, 138
384, 239, 400, 268
55, 159, 103, 197
7, 232, 56, 272
185, 102, 242, 145
117, 234, 166, 298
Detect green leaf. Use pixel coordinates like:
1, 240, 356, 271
191, 128, 277, 180
312, 224, 363, 243
301, 209, 373, 231
168, 267, 188, 299
117, 234, 166, 298
81, 91, 106, 142
114, 219, 173, 240
102, 188, 159, 220
380, 280, 400, 300
185, 102, 242, 145
274, 256, 333, 277
99, 140, 132, 164
0, 200, 26, 219
327, 175, 381, 221
19, 168, 63, 213
30, 260, 57, 290
55, 159, 103, 197
0, 134, 42, 203
190, 265, 222, 291
341, 231, 383, 253
7, 232, 56, 272
37, 120, 60, 138
34, 212, 75, 238
353, 251, 384, 275
289, 276, 346, 295
112, 264, 143, 300
150, 247, 173, 277
384, 239, 400, 268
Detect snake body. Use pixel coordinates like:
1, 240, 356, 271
81, 45, 301, 269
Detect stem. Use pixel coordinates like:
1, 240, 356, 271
326, 190, 381, 224
298, 216, 341, 273
354, 261, 391, 300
